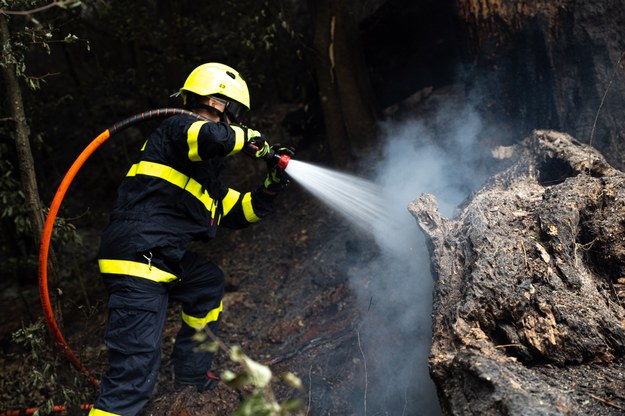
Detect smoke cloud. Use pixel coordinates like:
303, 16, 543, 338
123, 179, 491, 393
285, 97, 496, 413
349, 100, 493, 414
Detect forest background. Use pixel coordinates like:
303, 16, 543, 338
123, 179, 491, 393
2, 0, 625, 414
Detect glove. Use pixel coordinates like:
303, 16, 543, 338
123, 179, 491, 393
242, 128, 270, 159
263, 165, 290, 193
265, 144, 295, 169
263, 144, 294, 193
272, 144, 295, 158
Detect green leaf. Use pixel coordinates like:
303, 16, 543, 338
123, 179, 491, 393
280, 398, 301, 412
233, 391, 273, 416
242, 355, 272, 388
281, 372, 302, 390
64, 34, 79, 43
223, 372, 250, 390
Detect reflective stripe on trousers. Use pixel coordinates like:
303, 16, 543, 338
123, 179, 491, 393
93, 245, 225, 415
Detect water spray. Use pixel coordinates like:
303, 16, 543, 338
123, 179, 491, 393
280, 159, 405, 240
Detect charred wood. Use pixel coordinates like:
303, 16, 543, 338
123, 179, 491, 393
410, 130, 625, 415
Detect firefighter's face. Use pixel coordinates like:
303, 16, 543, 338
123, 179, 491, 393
199, 95, 229, 123
207, 96, 227, 113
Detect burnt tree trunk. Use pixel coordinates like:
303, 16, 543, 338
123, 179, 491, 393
456, 0, 625, 169
410, 131, 625, 415
309, 0, 379, 167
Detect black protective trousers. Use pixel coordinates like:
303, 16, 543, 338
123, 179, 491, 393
93, 226, 225, 416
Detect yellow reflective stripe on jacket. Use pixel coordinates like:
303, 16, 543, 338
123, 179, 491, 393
88, 408, 121, 416
182, 301, 223, 329
222, 188, 240, 216
127, 161, 216, 215
242, 192, 260, 223
128, 161, 188, 188
228, 125, 246, 156
187, 121, 206, 161
99, 259, 178, 282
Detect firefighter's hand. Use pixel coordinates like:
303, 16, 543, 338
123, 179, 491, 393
272, 144, 295, 158
242, 129, 270, 159
265, 144, 295, 170
263, 165, 290, 193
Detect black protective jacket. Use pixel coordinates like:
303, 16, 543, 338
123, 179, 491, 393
104, 113, 273, 262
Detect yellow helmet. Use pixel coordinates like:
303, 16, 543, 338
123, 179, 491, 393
180, 63, 250, 120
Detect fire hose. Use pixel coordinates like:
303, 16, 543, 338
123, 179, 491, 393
22, 108, 290, 416
37, 108, 206, 393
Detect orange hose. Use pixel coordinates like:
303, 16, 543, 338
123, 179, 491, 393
38, 129, 111, 388
0, 404, 93, 416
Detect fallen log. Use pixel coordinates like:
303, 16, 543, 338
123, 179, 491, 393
409, 130, 625, 415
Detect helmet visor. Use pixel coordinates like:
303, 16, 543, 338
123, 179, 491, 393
225, 100, 245, 123
207, 95, 228, 109
207, 94, 247, 122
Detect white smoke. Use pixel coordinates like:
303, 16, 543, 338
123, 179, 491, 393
349, 102, 491, 415
285, 100, 493, 414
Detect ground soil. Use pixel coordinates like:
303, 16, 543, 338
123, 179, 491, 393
139, 183, 369, 416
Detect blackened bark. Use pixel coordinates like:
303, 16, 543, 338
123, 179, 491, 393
456, 0, 625, 169
309, 0, 379, 167
410, 130, 625, 415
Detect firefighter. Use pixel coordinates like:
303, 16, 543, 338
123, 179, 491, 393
89, 63, 293, 416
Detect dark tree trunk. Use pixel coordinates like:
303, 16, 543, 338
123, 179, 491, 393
309, 0, 379, 167
456, 0, 625, 169
410, 130, 625, 415
0, 14, 58, 285
0, 16, 42, 245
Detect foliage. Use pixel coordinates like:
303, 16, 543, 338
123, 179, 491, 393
0, 0, 88, 280
0, 140, 33, 277
0, 144, 81, 245
196, 330, 304, 415
0, 129, 82, 280
0, 143, 27, 231
0, 0, 85, 90
0, 320, 92, 415
226, 346, 303, 416
78, 0, 307, 105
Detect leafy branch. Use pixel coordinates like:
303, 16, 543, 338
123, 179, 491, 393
196, 327, 303, 415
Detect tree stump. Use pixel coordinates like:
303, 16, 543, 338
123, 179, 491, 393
409, 130, 625, 415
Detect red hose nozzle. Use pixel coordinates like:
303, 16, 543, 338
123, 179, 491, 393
278, 154, 290, 170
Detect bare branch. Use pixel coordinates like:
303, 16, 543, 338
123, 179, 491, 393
28, 71, 60, 81
0, 0, 80, 16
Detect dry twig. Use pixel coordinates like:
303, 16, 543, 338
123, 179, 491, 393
356, 328, 368, 416
306, 363, 313, 416
589, 393, 624, 411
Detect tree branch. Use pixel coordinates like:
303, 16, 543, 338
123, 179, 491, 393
0, 0, 80, 16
